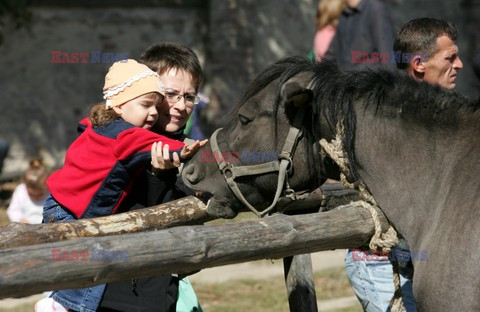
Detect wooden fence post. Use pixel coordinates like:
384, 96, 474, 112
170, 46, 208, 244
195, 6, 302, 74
284, 254, 318, 312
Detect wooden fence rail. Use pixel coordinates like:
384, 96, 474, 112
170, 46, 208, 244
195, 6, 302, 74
0, 203, 388, 299
0, 196, 212, 249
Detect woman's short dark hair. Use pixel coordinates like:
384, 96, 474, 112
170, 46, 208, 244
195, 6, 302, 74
140, 42, 203, 92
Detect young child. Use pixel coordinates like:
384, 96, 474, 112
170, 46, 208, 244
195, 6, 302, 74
37, 59, 204, 312
7, 159, 49, 224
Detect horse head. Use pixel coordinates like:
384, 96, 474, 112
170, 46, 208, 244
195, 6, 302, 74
182, 57, 338, 218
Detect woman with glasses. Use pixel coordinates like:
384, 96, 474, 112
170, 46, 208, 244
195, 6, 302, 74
97, 42, 205, 312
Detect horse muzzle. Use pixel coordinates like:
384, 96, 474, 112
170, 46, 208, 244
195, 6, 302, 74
182, 161, 204, 186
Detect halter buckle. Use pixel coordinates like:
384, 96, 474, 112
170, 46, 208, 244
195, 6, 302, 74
220, 162, 235, 179
284, 188, 297, 200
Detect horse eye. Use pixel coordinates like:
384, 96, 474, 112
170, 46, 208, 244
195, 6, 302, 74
238, 114, 251, 125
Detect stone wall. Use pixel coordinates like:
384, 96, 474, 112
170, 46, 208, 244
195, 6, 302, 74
0, 2, 208, 171
0, 0, 478, 172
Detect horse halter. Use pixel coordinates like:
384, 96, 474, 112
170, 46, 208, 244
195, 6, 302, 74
209, 105, 306, 218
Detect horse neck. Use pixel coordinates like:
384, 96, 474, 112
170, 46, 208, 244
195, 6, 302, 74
352, 103, 480, 249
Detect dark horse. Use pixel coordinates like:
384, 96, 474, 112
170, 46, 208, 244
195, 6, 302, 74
182, 56, 480, 311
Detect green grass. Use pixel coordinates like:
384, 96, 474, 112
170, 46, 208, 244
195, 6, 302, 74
192, 267, 360, 312
0, 304, 35, 312
0, 208, 9, 227
0, 294, 45, 312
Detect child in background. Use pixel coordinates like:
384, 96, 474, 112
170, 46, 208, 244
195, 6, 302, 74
36, 59, 205, 312
312, 0, 345, 61
7, 159, 49, 224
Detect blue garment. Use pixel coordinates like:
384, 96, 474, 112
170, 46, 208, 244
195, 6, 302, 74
345, 249, 417, 312
184, 93, 208, 140
325, 0, 395, 71
43, 194, 106, 312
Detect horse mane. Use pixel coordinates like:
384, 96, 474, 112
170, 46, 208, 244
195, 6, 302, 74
310, 59, 479, 179
240, 56, 479, 181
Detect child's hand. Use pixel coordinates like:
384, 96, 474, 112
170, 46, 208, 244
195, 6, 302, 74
180, 139, 208, 159
151, 141, 181, 173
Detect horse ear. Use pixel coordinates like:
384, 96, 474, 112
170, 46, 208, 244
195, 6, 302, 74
280, 72, 315, 108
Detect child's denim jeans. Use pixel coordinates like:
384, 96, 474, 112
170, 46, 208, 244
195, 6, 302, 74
43, 194, 106, 312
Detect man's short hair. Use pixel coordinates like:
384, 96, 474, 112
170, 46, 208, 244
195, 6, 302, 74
393, 17, 458, 70
140, 42, 203, 91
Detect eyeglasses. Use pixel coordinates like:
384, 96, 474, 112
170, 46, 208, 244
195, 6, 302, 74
164, 91, 200, 107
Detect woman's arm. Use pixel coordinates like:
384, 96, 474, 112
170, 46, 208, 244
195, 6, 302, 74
146, 169, 177, 206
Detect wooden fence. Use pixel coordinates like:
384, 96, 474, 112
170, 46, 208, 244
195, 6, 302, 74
0, 199, 388, 301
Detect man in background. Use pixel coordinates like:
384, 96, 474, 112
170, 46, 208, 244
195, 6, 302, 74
325, 0, 395, 71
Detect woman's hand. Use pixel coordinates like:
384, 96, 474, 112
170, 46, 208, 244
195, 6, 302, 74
180, 139, 208, 159
151, 141, 181, 174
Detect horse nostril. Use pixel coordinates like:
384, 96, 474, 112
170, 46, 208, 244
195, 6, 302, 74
182, 163, 202, 184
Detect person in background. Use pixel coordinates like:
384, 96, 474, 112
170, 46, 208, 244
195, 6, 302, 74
184, 92, 209, 140
325, 0, 395, 70
7, 159, 49, 224
471, 49, 480, 81
312, 0, 345, 61
344, 17, 463, 312
395, 18, 463, 89
0, 138, 9, 175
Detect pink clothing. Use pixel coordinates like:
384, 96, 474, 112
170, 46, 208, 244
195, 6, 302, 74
314, 25, 336, 61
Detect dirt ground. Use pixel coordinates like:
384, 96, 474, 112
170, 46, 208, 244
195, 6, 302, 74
189, 250, 347, 284
0, 249, 359, 311
189, 250, 360, 311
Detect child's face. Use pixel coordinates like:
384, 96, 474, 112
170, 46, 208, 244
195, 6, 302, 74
27, 185, 48, 202
114, 93, 160, 129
